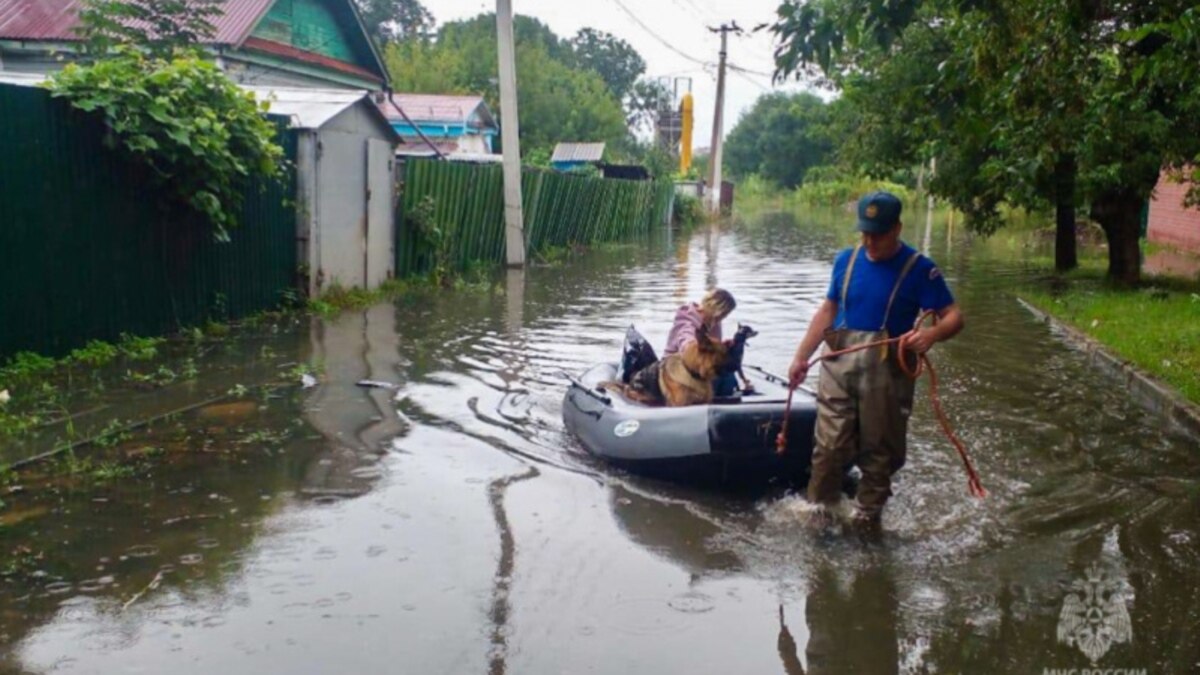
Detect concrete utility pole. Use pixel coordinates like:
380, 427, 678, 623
707, 22, 739, 214
496, 0, 525, 267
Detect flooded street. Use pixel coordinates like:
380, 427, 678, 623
2, 211, 1198, 674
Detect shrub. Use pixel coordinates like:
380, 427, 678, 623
47, 49, 286, 241
672, 193, 707, 229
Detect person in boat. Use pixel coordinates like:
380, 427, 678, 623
787, 191, 964, 526
664, 287, 740, 396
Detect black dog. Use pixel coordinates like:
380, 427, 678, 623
720, 323, 758, 394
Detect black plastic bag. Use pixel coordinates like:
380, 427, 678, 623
618, 325, 658, 384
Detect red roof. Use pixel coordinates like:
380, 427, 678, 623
0, 0, 274, 44
242, 36, 381, 82
378, 94, 495, 127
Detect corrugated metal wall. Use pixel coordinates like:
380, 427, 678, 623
396, 159, 674, 276
0, 83, 298, 359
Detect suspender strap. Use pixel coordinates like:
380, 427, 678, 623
839, 243, 863, 315
881, 251, 921, 331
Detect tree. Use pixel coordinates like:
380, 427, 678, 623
569, 28, 646, 102
383, 39, 466, 94
383, 14, 630, 158
354, 0, 434, 44
76, 0, 224, 58
511, 44, 628, 155
774, 0, 1200, 283
625, 79, 671, 134
724, 92, 838, 189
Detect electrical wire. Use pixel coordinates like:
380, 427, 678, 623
727, 61, 777, 79
730, 68, 771, 92
606, 0, 713, 66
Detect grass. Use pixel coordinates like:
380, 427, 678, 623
1020, 269, 1200, 404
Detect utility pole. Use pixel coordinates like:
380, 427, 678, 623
496, 0, 525, 267
707, 22, 739, 214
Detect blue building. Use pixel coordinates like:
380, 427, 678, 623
379, 94, 498, 159
550, 142, 606, 172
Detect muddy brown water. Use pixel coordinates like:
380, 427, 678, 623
2, 211, 1198, 674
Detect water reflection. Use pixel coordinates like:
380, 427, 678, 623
486, 466, 538, 675
300, 304, 405, 498
2, 210, 1198, 674
607, 483, 742, 575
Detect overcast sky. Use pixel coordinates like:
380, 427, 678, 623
425, 0, 817, 150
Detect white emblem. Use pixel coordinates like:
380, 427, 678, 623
1056, 563, 1132, 663
614, 420, 640, 437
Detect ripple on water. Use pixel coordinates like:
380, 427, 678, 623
667, 591, 715, 614
125, 544, 159, 558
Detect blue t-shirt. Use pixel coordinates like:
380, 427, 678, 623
825, 242, 955, 336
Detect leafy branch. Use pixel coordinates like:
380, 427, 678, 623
47, 49, 286, 241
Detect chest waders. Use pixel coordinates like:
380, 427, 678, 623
807, 244, 922, 518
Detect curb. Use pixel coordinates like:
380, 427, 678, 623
1017, 297, 1200, 440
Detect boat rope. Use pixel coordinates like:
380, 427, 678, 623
775, 310, 987, 499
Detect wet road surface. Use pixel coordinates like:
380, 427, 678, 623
2, 210, 1198, 674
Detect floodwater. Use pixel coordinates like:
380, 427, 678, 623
2, 210, 1198, 674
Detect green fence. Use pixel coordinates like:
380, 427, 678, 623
396, 159, 674, 276
0, 83, 297, 359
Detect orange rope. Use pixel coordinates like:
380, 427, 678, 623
775, 311, 987, 499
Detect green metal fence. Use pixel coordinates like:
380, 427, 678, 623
0, 83, 297, 359
396, 158, 674, 276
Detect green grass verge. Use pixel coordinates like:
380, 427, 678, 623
1021, 269, 1200, 405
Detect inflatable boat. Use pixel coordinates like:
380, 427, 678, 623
561, 361, 818, 490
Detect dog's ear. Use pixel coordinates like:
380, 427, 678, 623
695, 323, 710, 342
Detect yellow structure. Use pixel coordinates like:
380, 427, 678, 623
679, 93, 694, 175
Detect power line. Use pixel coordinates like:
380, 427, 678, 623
680, 0, 723, 24
666, 0, 710, 30
606, 0, 712, 67
730, 68, 771, 93
727, 62, 777, 79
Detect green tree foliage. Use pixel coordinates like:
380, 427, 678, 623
384, 14, 629, 158
568, 28, 646, 102
625, 79, 671, 134
353, 0, 434, 44
76, 0, 224, 58
723, 92, 839, 189
772, 0, 1200, 284
382, 39, 467, 94
514, 45, 627, 154
47, 50, 286, 241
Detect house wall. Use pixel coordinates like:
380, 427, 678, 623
1148, 170, 1200, 253
295, 130, 320, 296
0, 49, 62, 75
551, 160, 588, 172
456, 135, 490, 154
253, 0, 358, 65
222, 57, 365, 90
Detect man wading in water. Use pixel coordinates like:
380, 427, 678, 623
787, 191, 964, 527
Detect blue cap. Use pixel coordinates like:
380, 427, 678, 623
856, 191, 903, 234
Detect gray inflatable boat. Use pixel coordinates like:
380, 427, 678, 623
562, 362, 818, 491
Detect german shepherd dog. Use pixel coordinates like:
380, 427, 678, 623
604, 324, 731, 406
